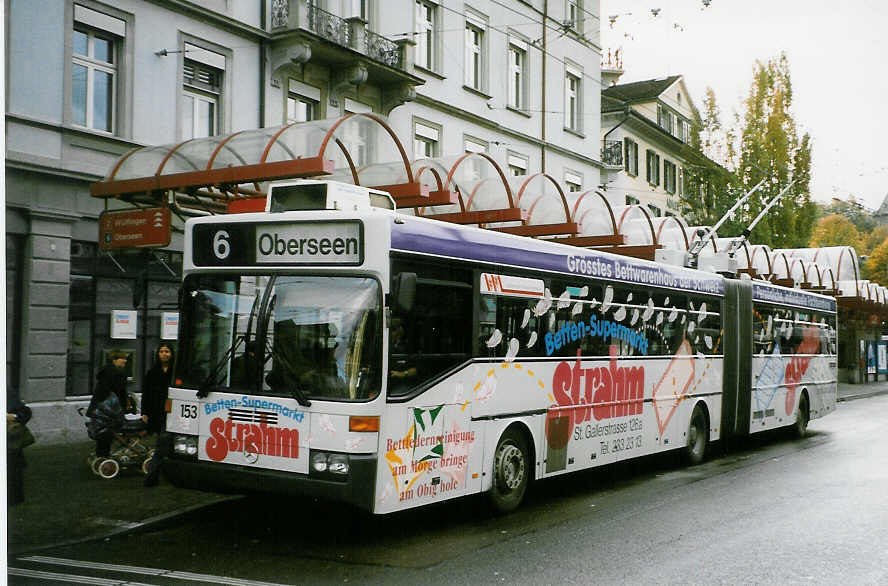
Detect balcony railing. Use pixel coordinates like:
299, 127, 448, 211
365, 29, 402, 69
308, 4, 350, 47
601, 140, 623, 167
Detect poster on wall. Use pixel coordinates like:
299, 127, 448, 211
878, 342, 887, 375
866, 341, 877, 375
110, 310, 137, 339
161, 312, 179, 340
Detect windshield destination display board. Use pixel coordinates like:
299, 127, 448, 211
192, 221, 364, 267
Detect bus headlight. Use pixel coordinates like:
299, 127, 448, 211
311, 452, 328, 473
173, 434, 198, 458
309, 451, 349, 480
327, 454, 349, 475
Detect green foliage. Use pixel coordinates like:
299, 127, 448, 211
679, 55, 815, 248
860, 225, 888, 256
819, 197, 878, 234
862, 237, 888, 283
734, 54, 815, 248
809, 214, 862, 250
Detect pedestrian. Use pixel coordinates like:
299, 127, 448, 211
88, 350, 130, 458
7, 384, 34, 507
141, 344, 174, 434
142, 344, 174, 487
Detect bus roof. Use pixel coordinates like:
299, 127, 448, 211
391, 214, 837, 313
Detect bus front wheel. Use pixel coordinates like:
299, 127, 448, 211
684, 404, 708, 466
488, 428, 529, 513
795, 393, 810, 438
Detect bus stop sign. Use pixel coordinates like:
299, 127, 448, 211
99, 207, 171, 250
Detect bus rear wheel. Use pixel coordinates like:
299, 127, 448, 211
795, 393, 810, 438
684, 404, 708, 466
488, 428, 529, 513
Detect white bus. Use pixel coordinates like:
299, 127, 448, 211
162, 180, 838, 513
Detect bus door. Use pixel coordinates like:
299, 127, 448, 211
374, 271, 481, 513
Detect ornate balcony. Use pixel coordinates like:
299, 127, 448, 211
269, 0, 422, 113
601, 140, 623, 168
308, 4, 350, 47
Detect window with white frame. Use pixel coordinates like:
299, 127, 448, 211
564, 171, 583, 193
414, 1, 436, 70
566, 0, 583, 33
564, 67, 582, 132
414, 120, 440, 159
624, 138, 638, 176
182, 45, 225, 140
71, 5, 125, 133
508, 40, 526, 110
464, 14, 486, 90
646, 149, 660, 186
664, 160, 677, 194
657, 104, 675, 135
464, 136, 488, 181
345, 98, 373, 167
286, 79, 320, 124
508, 153, 528, 177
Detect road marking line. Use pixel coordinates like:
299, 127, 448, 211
22, 555, 165, 575
18, 555, 292, 586
8, 567, 154, 585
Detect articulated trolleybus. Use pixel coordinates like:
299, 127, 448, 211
163, 180, 837, 513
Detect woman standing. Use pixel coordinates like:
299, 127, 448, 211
141, 344, 174, 434
142, 344, 174, 487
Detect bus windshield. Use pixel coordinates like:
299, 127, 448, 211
177, 274, 381, 401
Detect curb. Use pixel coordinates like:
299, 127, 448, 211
10, 495, 243, 557
837, 390, 888, 403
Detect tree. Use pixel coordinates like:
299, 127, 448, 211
734, 54, 817, 248
679, 87, 742, 233
859, 225, 888, 256
700, 87, 725, 166
863, 236, 888, 284
809, 214, 862, 250
818, 197, 877, 234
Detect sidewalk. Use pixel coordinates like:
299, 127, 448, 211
8, 381, 888, 555
7, 437, 236, 556
837, 380, 888, 402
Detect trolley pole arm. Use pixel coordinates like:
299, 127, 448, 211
687, 178, 767, 261
726, 180, 796, 256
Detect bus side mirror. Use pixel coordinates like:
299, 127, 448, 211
392, 272, 417, 315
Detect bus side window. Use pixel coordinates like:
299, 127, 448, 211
389, 281, 472, 396
480, 293, 545, 359
687, 295, 721, 355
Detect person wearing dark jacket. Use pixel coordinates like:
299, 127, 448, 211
141, 344, 173, 434
88, 350, 129, 457
142, 344, 174, 487
7, 385, 33, 506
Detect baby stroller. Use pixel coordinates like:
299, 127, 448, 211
81, 393, 154, 479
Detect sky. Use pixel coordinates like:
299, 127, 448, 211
599, 0, 888, 212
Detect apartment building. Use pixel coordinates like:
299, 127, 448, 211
599, 75, 699, 217
5, 0, 605, 440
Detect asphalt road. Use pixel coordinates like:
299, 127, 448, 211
9, 395, 888, 585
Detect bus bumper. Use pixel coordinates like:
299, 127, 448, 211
161, 444, 377, 512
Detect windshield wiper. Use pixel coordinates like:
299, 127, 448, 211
264, 340, 312, 407
196, 335, 245, 399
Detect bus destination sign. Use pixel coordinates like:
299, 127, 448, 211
192, 221, 363, 267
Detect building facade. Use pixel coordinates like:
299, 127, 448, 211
5, 0, 605, 442
599, 75, 699, 217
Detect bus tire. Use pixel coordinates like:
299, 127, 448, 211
684, 404, 708, 466
795, 392, 810, 438
488, 428, 529, 513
